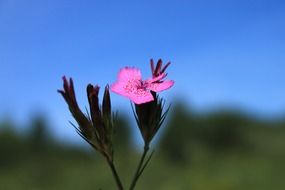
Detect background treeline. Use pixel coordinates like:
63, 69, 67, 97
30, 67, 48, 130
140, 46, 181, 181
0, 103, 285, 190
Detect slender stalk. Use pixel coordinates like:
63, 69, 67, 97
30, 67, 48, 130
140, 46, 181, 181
129, 145, 149, 190
106, 159, 124, 190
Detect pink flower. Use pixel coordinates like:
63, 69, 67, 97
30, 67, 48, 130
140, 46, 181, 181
111, 66, 174, 104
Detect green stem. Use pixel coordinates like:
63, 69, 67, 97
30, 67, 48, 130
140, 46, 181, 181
129, 145, 149, 190
107, 159, 124, 190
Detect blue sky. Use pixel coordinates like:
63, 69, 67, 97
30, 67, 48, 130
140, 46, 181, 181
0, 0, 285, 143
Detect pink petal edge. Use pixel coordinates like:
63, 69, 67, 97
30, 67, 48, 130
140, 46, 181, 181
148, 80, 174, 92
118, 67, 142, 82
130, 92, 154, 104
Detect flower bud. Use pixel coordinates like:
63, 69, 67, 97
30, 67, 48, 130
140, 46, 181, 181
58, 76, 93, 139
134, 92, 169, 148
103, 85, 111, 120
58, 77, 114, 161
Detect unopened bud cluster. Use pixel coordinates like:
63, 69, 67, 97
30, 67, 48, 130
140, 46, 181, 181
58, 78, 114, 161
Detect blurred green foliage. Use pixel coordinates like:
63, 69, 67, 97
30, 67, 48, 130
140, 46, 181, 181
0, 104, 285, 190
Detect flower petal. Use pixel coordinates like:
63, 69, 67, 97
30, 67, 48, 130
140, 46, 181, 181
129, 90, 154, 104
118, 67, 142, 82
147, 80, 174, 92
111, 81, 154, 104
110, 81, 129, 97
146, 73, 166, 83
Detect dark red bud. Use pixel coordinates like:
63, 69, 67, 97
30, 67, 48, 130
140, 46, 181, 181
103, 85, 111, 120
161, 62, 171, 74
154, 59, 163, 77
87, 84, 102, 129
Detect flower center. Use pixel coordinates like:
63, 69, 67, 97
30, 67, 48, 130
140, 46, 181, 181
124, 79, 149, 97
